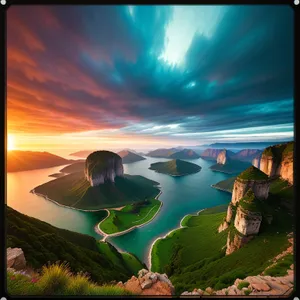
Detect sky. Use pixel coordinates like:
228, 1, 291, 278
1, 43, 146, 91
7, 5, 294, 153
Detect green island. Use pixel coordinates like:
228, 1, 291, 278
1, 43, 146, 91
151, 177, 294, 294
99, 198, 162, 234
33, 173, 160, 210
209, 160, 251, 174
149, 159, 201, 176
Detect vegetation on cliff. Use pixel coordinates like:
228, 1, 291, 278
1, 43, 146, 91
262, 141, 293, 161
152, 177, 293, 294
237, 166, 269, 181
149, 159, 201, 176
209, 160, 251, 174
99, 198, 161, 234
238, 189, 261, 212
34, 173, 160, 210
7, 262, 134, 296
6, 206, 144, 284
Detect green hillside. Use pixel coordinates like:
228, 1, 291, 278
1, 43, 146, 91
149, 159, 201, 176
211, 176, 236, 193
6, 206, 144, 285
34, 173, 160, 210
237, 166, 269, 180
151, 179, 294, 294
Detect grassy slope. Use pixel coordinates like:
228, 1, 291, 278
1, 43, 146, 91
238, 166, 268, 180
100, 199, 161, 234
209, 160, 251, 174
211, 176, 236, 192
151, 179, 294, 294
149, 159, 201, 176
7, 263, 134, 296
6, 206, 143, 284
34, 173, 160, 210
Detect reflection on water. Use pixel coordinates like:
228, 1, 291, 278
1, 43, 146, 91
7, 157, 232, 262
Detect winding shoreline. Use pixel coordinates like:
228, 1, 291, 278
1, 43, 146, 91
147, 208, 206, 271
97, 191, 163, 242
210, 184, 232, 194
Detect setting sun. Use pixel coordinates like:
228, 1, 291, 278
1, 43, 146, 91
7, 134, 16, 151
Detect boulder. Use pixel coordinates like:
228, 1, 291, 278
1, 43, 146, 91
7, 248, 26, 270
138, 269, 149, 278
141, 279, 153, 289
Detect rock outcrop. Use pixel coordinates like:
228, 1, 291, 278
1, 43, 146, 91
231, 166, 270, 205
217, 149, 229, 165
85, 151, 124, 186
226, 231, 254, 255
232, 149, 263, 163
200, 148, 223, 160
7, 248, 26, 270
117, 269, 175, 296
259, 142, 293, 184
252, 153, 262, 168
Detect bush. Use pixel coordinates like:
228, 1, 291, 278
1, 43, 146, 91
237, 281, 249, 290
244, 289, 251, 295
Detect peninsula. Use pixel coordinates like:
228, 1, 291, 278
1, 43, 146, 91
149, 159, 201, 176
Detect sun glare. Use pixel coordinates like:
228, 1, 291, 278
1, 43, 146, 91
7, 134, 16, 151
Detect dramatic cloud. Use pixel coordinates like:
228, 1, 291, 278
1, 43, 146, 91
7, 5, 294, 146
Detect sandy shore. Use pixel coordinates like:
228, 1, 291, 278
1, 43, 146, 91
147, 208, 206, 271
97, 191, 163, 242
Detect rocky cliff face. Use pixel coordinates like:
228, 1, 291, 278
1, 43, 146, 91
226, 231, 254, 255
85, 151, 124, 186
231, 178, 270, 205
217, 149, 228, 165
234, 207, 262, 236
252, 153, 262, 168
200, 148, 223, 160
259, 142, 293, 184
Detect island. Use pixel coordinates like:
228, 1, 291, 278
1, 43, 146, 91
117, 150, 146, 164
211, 176, 236, 193
48, 173, 66, 178
98, 197, 162, 237
149, 159, 201, 176
169, 149, 200, 159
33, 151, 161, 211
59, 161, 85, 173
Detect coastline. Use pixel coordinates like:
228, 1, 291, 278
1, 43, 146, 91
147, 208, 206, 271
97, 190, 163, 242
210, 184, 232, 194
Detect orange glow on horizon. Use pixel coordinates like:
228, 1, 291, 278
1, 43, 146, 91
7, 134, 16, 151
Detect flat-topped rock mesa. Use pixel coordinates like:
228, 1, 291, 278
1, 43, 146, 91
117, 150, 146, 164
169, 149, 200, 159
85, 151, 124, 186
200, 148, 223, 160
216, 149, 234, 165
231, 166, 270, 205
259, 141, 293, 184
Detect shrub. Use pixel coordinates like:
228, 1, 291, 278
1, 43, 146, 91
244, 289, 251, 295
237, 281, 249, 290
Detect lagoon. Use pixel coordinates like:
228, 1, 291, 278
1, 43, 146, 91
7, 157, 232, 264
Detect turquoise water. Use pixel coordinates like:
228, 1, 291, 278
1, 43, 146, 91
7, 157, 232, 264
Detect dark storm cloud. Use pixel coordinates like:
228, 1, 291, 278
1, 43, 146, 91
7, 5, 293, 139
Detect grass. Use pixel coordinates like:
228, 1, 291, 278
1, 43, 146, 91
34, 173, 160, 210
7, 262, 134, 296
237, 166, 269, 180
99, 198, 161, 234
209, 160, 251, 174
151, 181, 294, 294
149, 159, 201, 176
237, 281, 249, 290
211, 177, 236, 193
7, 206, 144, 285
264, 254, 293, 277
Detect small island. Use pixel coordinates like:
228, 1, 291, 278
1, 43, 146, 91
149, 159, 201, 176
98, 198, 162, 236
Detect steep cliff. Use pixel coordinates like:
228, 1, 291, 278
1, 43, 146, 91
217, 149, 230, 164
252, 153, 262, 168
200, 148, 223, 160
232, 149, 262, 163
259, 142, 293, 184
231, 166, 270, 205
85, 151, 124, 186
